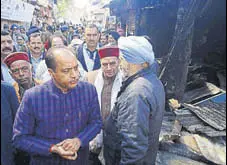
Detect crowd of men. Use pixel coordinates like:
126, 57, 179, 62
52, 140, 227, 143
1, 22, 165, 165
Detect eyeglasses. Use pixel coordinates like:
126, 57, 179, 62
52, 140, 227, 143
101, 61, 117, 68
10, 66, 30, 75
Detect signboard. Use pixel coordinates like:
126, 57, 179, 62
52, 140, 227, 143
1, 0, 35, 23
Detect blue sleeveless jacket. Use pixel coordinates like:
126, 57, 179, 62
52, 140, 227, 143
76, 43, 101, 72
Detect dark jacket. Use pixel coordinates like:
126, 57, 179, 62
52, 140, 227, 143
76, 43, 101, 72
1, 81, 19, 165
103, 64, 165, 165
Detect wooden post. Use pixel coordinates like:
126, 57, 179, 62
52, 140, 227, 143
159, 0, 204, 101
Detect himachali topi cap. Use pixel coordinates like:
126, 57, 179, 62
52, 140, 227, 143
98, 46, 119, 59
4, 52, 30, 68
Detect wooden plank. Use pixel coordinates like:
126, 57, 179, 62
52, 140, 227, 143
159, 112, 182, 141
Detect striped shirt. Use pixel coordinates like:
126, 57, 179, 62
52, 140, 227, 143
13, 80, 102, 165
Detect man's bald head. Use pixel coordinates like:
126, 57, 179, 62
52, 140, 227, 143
45, 46, 75, 72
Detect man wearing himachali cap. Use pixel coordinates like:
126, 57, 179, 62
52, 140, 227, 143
4, 52, 42, 103
84, 46, 123, 165
3, 52, 36, 164
103, 36, 165, 165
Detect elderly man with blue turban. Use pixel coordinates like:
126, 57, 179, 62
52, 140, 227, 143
103, 36, 165, 165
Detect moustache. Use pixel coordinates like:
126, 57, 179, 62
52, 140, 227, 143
18, 79, 27, 83
3, 47, 13, 51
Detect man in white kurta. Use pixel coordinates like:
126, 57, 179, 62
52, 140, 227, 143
84, 46, 123, 165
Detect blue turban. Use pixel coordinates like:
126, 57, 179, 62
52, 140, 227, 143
118, 36, 155, 65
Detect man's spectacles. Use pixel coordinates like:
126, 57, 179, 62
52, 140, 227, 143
10, 66, 30, 74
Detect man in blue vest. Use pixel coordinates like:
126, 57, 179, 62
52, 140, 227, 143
76, 24, 101, 72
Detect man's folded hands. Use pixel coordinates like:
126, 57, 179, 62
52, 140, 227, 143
50, 138, 82, 160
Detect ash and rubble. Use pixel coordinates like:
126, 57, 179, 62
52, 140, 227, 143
157, 83, 226, 165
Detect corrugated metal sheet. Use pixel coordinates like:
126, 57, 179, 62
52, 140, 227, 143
184, 93, 226, 130
175, 93, 226, 137
183, 102, 225, 130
